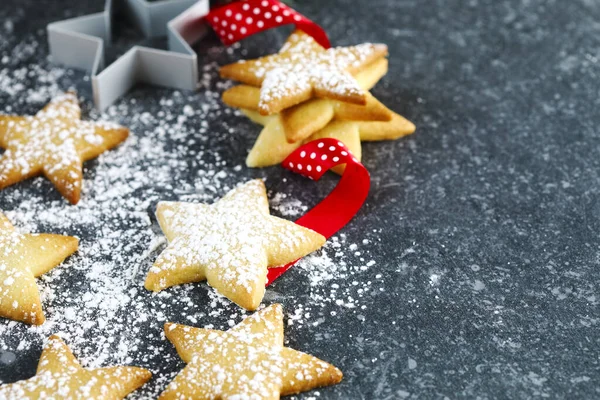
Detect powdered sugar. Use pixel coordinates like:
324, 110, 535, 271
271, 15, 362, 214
0, 39, 382, 400
221, 31, 388, 114
0, 212, 77, 325
0, 335, 151, 398
0, 92, 127, 204
270, 192, 307, 217
145, 180, 325, 310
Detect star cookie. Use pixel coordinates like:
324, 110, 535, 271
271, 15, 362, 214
0, 212, 78, 325
224, 47, 415, 173
220, 30, 388, 115
0, 92, 129, 204
0, 335, 151, 399
145, 180, 326, 310
245, 113, 415, 174
237, 56, 415, 173
223, 55, 393, 144
160, 304, 343, 399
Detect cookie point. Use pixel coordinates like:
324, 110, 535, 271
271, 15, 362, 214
117, 126, 129, 140
67, 235, 80, 248
137, 367, 153, 381
271, 303, 283, 312
258, 105, 272, 116
64, 189, 81, 205
164, 322, 175, 331
47, 334, 64, 344
144, 278, 161, 292
32, 314, 46, 326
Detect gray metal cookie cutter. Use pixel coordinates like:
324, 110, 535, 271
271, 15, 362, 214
47, 0, 211, 110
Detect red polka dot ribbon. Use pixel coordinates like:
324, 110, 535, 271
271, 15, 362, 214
207, 0, 330, 48
266, 138, 371, 285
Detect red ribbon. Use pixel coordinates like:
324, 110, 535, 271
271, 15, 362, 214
266, 138, 371, 285
206, 0, 330, 49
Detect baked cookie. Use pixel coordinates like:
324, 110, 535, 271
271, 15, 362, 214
0, 92, 129, 204
227, 51, 415, 172
220, 30, 388, 115
223, 57, 392, 143
245, 113, 415, 174
0, 212, 78, 325
160, 304, 342, 399
145, 180, 325, 310
0, 335, 151, 399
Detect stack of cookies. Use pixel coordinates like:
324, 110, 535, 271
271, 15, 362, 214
220, 30, 415, 173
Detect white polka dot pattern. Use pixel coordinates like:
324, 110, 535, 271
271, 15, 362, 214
284, 138, 359, 180
206, 0, 330, 48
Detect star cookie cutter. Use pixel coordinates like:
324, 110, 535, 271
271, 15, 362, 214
47, 0, 210, 110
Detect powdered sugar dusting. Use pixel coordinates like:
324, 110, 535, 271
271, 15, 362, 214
0, 213, 78, 326
270, 191, 308, 217
0, 92, 127, 204
145, 180, 325, 310
161, 304, 342, 398
222, 31, 388, 114
0, 335, 151, 398
0, 33, 383, 399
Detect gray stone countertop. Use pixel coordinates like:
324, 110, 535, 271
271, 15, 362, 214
0, 0, 598, 398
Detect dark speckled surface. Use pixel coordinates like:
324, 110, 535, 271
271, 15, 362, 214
1, 0, 599, 398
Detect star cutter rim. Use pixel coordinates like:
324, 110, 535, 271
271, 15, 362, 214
47, 0, 210, 111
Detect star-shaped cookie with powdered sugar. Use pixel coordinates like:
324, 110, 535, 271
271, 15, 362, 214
145, 180, 326, 310
222, 42, 392, 144
0, 92, 128, 204
0, 212, 78, 325
0, 335, 151, 399
159, 304, 342, 399
223, 56, 415, 173
220, 30, 388, 115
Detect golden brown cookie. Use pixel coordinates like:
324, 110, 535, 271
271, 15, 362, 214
220, 30, 388, 115
233, 51, 414, 173
0, 92, 129, 204
160, 304, 342, 399
244, 116, 303, 169
0, 335, 151, 399
222, 57, 388, 113
145, 180, 325, 310
280, 92, 391, 143
0, 212, 78, 325
243, 111, 415, 173
223, 57, 392, 143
